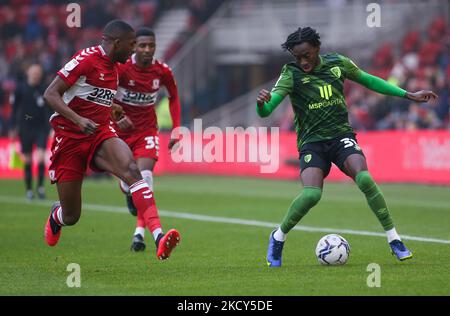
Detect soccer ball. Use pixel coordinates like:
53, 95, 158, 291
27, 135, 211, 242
315, 234, 350, 265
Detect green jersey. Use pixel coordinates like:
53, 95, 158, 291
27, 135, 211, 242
271, 53, 360, 150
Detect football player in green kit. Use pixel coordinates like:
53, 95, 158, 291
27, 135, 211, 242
258, 27, 438, 267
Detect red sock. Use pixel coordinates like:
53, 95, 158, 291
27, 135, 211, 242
136, 205, 145, 229
129, 180, 161, 233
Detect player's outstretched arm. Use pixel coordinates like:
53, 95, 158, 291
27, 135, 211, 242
352, 70, 438, 102
256, 89, 284, 117
44, 76, 98, 135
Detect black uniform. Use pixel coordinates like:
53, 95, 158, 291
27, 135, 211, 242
11, 81, 51, 153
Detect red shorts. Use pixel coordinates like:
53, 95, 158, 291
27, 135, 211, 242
48, 125, 118, 183
118, 130, 159, 161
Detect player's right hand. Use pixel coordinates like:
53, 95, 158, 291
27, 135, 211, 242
256, 89, 271, 107
111, 103, 125, 121
116, 115, 135, 131
76, 117, 99, 135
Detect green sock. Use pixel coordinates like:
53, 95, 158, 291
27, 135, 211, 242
355, 171, 394, 231
280, 187, 322, 233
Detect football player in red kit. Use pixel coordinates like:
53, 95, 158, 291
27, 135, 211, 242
43, 20, 180, 261
111, 27, 181, 252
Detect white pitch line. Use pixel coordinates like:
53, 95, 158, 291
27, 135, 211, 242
1, 195, 449, 245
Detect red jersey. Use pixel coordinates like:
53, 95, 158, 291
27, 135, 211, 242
51, 45, 118, 139
114, 54, 181, 135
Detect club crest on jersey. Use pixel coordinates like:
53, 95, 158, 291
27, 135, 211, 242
128, 79, 135, 86
152, 79, 160, 89
99, 73, 105, 81
330, 66, 341, 78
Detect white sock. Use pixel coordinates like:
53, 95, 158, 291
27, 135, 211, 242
386, 228, 401, 243
134, 227, 145, 238
56, 207, 65, 226
120, 180, 130, 194
140, 170, 153, 191
152, 228, 163, 241
52, 205, 65, 226
273, 227, 286, 242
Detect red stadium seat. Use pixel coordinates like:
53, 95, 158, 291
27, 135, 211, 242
401, 30, 420, 54
372, 43, 394, 70
428, 16, 447, 40
418, 41, 442, 66
17, 5, 31, 27
37, 5, 56, 28
138, 2, 156, 25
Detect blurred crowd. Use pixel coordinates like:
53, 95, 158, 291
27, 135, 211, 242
0, 0, 221, 136
346, 16, 450, 131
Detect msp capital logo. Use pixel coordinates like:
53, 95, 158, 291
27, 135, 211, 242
304, 154, 312, 163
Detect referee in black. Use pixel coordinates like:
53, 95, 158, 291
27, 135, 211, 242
10, 64, 51, 200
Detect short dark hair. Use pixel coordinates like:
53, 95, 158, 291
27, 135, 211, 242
102, 19, 135, 39
281, 27, 321, 52
136, 27, 155, 38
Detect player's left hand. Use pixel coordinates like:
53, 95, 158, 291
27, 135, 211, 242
168, 138, 179, 151
405, 90, 438, 102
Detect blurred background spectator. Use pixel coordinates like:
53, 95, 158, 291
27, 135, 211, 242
347, 15, 450, 131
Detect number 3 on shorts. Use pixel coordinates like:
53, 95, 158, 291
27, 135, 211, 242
340, 137, 357, 148
145, 136, 159, 150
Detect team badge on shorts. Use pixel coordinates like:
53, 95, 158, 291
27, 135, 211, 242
48, 170, 56, 182
304, 154, 312, 163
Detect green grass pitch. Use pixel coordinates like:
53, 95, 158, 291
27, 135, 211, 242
0, 175, 449, 295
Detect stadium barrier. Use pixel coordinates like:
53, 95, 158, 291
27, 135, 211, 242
1, 130, 449, 185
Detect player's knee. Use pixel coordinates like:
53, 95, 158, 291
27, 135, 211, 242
355, 171, 375, 192
302, 187, 322, 208
122, 160, 141, 183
